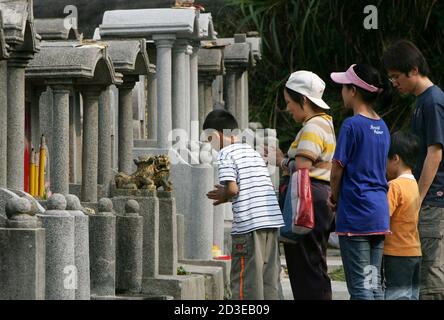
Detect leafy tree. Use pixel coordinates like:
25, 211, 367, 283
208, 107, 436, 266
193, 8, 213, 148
215, 0, 444, 150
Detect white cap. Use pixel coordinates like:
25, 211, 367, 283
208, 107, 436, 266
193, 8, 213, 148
285, 71, 330, 110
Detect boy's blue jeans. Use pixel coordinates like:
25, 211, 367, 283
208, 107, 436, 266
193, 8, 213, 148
339, 235, 385, 300
383, 255, 421, 300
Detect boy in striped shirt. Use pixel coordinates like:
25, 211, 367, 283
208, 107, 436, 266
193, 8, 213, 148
204, 109, 284, 300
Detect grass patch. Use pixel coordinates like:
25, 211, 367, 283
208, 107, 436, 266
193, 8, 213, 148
328, 266, 346, 282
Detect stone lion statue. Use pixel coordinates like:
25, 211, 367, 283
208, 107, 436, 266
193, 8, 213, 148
151, 154, 173, 192
115, 155, 173, 191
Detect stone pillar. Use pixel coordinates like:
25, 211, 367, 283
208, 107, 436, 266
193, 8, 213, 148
184, 165, 214, 260
31, 87, 45, 153
177, 213, 185, 261
138, 191, 160, 281
198, 80, 205, 130
0, 60, 7, 187
204, 77, 214, 119
116, 200, 143, 294
147, 72, 157, 140
110, 85, 119, 170
38, 194, 75, 300
225, 70, 237, 117
65, 195, 90, 300
185, 48, 191, 139
80, 88, 102, 203
50, 84, 72, 195
213, 166, 225, 254
0, 197, 45, 300
110, 189, 160, 285
98, 88, 112, 194
189, 46, 199, 142
89, 198, 116, 297
118, 79, 136, 174
172, 40, 189, 136
243, 71, 249, 129
69, 94, 76, 183
158, 191, 177, 276
213, 75, 225, 106
153, 34, 176, 149
199, 76, 214, 130
235, 72, 244, 128
74, 92, 83, 183
6, 57, 27, 190
39, 88, 54, 162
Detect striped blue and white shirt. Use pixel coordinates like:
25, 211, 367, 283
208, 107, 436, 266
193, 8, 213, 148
217, 143, 284, 235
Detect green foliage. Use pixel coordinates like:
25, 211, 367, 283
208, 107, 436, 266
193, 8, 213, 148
329, 266, 346, 282
177, 266, 190, 275
216, 0, 444, 150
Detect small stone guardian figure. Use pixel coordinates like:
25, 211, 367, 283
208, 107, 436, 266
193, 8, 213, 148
114, 155, 172, 191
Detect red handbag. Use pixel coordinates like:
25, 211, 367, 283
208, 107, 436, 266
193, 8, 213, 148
290, 168, 315, 234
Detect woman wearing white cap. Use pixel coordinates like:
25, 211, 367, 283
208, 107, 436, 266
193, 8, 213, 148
268, 71, 336, 300
328, 64, 392, 300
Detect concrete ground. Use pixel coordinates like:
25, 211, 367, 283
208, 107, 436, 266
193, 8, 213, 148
280, 248, 350, 300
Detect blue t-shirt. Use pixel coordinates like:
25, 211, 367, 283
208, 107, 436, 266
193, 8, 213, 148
333, 115, 390, 234
412, 85, 444, 207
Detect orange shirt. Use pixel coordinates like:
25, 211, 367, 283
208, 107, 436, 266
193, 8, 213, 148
384, 174, 422, 257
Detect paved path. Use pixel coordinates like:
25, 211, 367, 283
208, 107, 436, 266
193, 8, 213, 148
280, 248, 350, 300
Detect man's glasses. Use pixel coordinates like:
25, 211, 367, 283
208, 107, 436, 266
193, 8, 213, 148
388, 73, 402, 84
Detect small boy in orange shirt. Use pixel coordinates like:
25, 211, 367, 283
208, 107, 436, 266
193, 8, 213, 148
384, 131, 422, 300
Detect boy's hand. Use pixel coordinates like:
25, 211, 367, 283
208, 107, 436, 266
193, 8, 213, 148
206, 184, 229, 206
264, 144, 284, 167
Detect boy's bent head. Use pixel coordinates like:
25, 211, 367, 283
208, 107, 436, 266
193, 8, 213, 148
387, 131, 419, 179
203, 110, 239, 151
203, 109, 239, 132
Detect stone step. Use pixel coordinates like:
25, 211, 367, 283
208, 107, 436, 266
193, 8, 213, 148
179, 258, 231, 299
179, 264, 224, 300
143, 274, 206, 300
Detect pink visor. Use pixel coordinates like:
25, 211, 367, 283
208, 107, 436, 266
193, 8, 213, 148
330, 64, 382, 93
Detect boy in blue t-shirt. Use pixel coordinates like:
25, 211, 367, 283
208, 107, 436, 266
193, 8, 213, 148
383, 40, 444, 300
328, 64, 391, 300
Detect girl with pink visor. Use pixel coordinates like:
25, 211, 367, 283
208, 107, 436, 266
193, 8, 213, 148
328, 64, 393, 300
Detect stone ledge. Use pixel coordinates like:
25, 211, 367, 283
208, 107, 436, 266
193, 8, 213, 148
179, 259, 231, 299
111, 187, 157, 198
180, 264, 224, 300
143, 274, 205, 300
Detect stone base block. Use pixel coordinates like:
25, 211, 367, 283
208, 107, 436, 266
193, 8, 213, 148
180, 264, 224, 300
142, 274, 205, 300
179, 259, 231, 299
224, 221, 232, 256
0, 228, 46, 300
